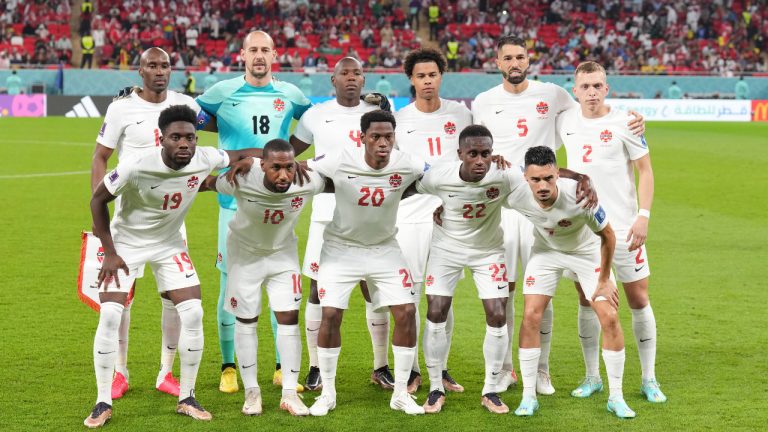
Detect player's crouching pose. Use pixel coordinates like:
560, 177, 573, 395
308, 110, 428, 417
85, 105, 262, 428
510, 146, 635, 419
202, 139, 326, 416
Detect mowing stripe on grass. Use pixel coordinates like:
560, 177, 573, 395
0, 170, 90, 179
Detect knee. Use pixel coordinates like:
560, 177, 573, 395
176, 299, 204, 329
599, 308, 620, 332
99, 302, 124, 332
321, 307, 343, 328
392, 304, 416, 325
486, 307, 507, 328
521, 308, 543, 329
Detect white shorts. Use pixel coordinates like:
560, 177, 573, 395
395, 222, 433, 283
523, 248, 602, 299
224, 237, 302, 319
501, 208, 534, 284
134, 223, 187, 279
301, 220, 328, 279
424, 246, 509, 300
317, 239, 416, 312
100, 239, 200, 293
613, 231, 651, 282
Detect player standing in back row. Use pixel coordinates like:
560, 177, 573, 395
91, 47, 199, 400
557, 61, 665, 404
472, 35, 645, 394
195, 30, 311, 393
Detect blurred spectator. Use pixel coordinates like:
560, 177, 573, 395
667, 81, 683, 99
299, 72, 313, 96
184, 70, 196, 95
81, 31, 94, 68
375, 75, 392, 96
735, 75, 750, 99
429, 1, 440, 41
6, 69, 23, 94
0, 52, 9, 70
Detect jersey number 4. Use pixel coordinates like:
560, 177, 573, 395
252, 115, 271, 135
358, 187, 385, 207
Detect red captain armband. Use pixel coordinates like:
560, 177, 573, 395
196, 110, 212, 130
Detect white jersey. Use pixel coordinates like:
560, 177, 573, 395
505, 178, 609, 253
417, 162, 526, 251
310, 147, 428, 246
105, 147, 229, 246
557, 107, 649, 231
472, 80, 577, 165
293, 99, 378, 222
97, 91, 201, 159
395, 98, 472, 223
216, 160, 325, 253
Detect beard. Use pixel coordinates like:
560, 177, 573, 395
503, 67, 528, 85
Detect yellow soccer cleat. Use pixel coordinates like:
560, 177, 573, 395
219, 366, 239, 393
273, 367, 305, 392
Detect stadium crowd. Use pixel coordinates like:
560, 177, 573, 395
0, 0, 72, 67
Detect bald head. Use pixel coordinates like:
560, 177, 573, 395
140, 47, 170, 66
243, 31, 275, 50
331, 57, 365, 105
241, 31, 277, 85
333, 57, 363, 75
138, 47, 171, 93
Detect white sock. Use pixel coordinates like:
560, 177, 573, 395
115, 301, 130, 380
277, 324, 301, 397
305, 302, 321, 368
176, 299, 204, 401
235, 320, 258, 390
442, 305, 454, 370
157, 297, 180, 386
538, 302, 553, 374
94, 302, 124, 405
318, 347, 340, 399
423, 320, 447, 392
502, 293, 515, 371
411, 289, 422, 374
482, 325, 509, 395
392, 345, 416, 395
631, 304, 657, 381
578, 305, 601, 379
518, 347, 541, 399
602, 348, 625, 399
366, 301, 390, 369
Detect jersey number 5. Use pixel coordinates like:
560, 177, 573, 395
358, 187, 385, 207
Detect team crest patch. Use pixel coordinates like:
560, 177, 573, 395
318, 287, 326, 299
525, 276, 536, 287
273, 98, 285, 112
486, 187, 499, 199
187, 176, 199, 189
600, 129, 612, 142
291, 196, 304, 210
425, 275, 434, 287
557, 219, 572, 227
443, 121, 456, 135
389, 173, 403, 188
230, 297, 237, 309
99, 122, 107, 137
96, 247, 105, 263
310, 262, 319, 273
536, 101, 549, 115
108, 170, 119, 183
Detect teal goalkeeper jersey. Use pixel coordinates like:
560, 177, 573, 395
196, 76, 311, 209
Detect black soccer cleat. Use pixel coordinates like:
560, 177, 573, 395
371, 365, 395, 390
305, 366, 323, 391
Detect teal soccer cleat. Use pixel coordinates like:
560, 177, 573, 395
571, 377, 603, 398
641, 379, 668, 403
607, 397, 636, 419
514, 396, 539, 417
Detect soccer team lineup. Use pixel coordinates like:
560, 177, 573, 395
81, 31, 664, 427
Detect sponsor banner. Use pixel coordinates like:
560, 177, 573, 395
47, 95, 113, 117
751, 100, 768, 122
0, 94, 46, 117
608, 99, 752, 122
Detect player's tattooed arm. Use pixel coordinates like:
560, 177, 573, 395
558, 168, 597, 209
90, 182, 129, 289
289, 135, 311, 156
592, 223, 619, 309
627, 110, 645, 136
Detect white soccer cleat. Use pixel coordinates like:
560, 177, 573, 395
309, 394, 336, 416
497, 369, 518, 392
242, 387, 263, 416
536, 370, 556, 395
390, 391, 425, 415
280, 393, 309, 416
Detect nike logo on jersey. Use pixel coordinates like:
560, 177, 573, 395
325, 119, 335, 123
634, 265, 645, 272
566, 132, 575, 135
242, 363, 255, 368
136, 120, 145, 124
97, 350, 116, 355
232, 102, 242, 106
247, 199, 258, 202
294, 296, 302, 302
150, 185, 160, 189
639, 338, 653, 343
406, 129, 416, 134
187, 348, 203, 352
347, 175, 358, 179
495, 110, 504, 114
448, 194, 458, 198
185, 273, 196, 278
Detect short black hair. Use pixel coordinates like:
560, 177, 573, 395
496, 35, 526, 51
263, 138, 294, 159
158, 105, 197, 134
524, 146, 557, 167
361, 109, 396, 133
458, 125, 493, 148
403, 48, 447, 77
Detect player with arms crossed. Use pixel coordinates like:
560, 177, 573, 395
91, 47, 201, 399
201, 139, 327, 416
472, 35, 644, 394
196, 30, 311, 393
558, 61, 665, 403
393, 48, 471, 393
290, 57, 396, 391
510, 146, 635, 419
307, 110, 428, 417
85, 105, 263, 427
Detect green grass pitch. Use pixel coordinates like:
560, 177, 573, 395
0, 118, 766, 431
